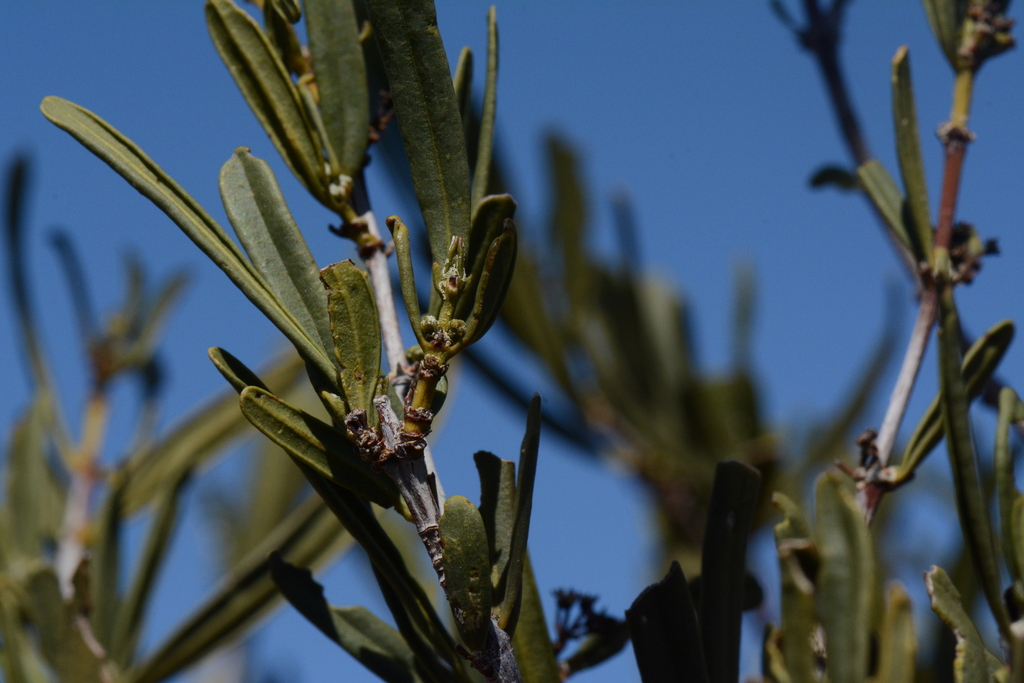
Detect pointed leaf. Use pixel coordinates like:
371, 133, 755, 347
220, 148, 334, 357
386, 216, 426, 347
238, 386, 399, 508
857, 160, 913, 252
364, 0, 471, 266
511, 555, 560, 683
439, 495, 492, 650
921, 0, 968, 68
453, 46, 473, 140
471, 7, 498, 209
320, 260, 381, 411
809, 164, 859, 190
269, 554, 422, 683
627, 561, 709, 683
892, 46, 933, 264
699, 461, 761, 683
208, 346, 272, 393
304, 0, 370, 177
205, 0, 325, 196
474, 451, 517, 595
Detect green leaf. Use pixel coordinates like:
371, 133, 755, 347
90, 482, 123, 649
109, 471, 190, 669
891, 46, 933, 265
925, 565, 1002, 683
808, 165, 859, 191
772, 493, 817, 683
119, 350, 304, 515
897, 319, 1014, 481
877, 584, 916, 683
815, 472, 874, 683
457, 218, 517, 350
511, 555, 560, 683
269, 554, 423, 683
457, 194, 516, 325
6, 396, 64, 558
857, 160, 913, 253
364, 0, 471, 267
471, 7, 498, 209
547, 135, 589, 321
498, 394, 541, 634
626, 561, 709, 683
238, 386, 399, 509
439, 495, 492, 650
452, 46, 473, 141
699, 461, 761, 683
207, 346, 272, 393
39, 96, 337, 382
995, 388, 1024, 584
936, 277, 1011, 640
205, 0, 326, 197
220, 148, 334, 359
304, 0, 370, 177
474, 451, 517, 595
24, 566, 107, 682
386, 216, 426, 348
320, 261, 381, 412
920, 0, 968, 68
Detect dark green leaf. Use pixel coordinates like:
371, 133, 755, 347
892, 45, 933, 265
511, 555, 560, 683
857, 160, 913, 253
208, 346, 272, 393
364, 0, 471, 266
920, 0, 968, 68
220, 148, 334, 358
457, 194, 516, 325
453, 46, 473, 141
205, 0, 325, 197
458, 218, 516, 350
809, 165, 859, 191
474, 450, 516, 595
238, 386, 399, 508
627, 562, 708, 683
699, 461, 761, 683
547, 136, 588, 322
386, 216, 426, 348
996, 388, 1024, 584
269, 554, 422, 683
320, 260, 381, 411
471, 7, 498, 209
439, 495, 492, 650
304, 0, 370, 177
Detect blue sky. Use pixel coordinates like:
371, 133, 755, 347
2, 1, 1023, 681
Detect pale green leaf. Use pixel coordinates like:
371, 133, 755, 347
320, 260, 381, 412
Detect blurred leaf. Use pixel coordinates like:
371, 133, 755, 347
24, 566, 106, 682
220, 148, 334, 359
699, 461, 761, 683
49, 230, 97, 346
304, 0, 370, 177
498, 394, 541, 634
925, 565, 1002, 683
119, 350, 304, 515
546, 135, 588, 322
627, 561, 708, 683
511, 555, 560, 683
320, 260, 381, 411
920, 0, 968, 68
90, 482, 122, 649
7, 581, 55, 683
560, 617, 630, 678
936, 279, 1011, 639
857, 160, 913, 253
439, 495, 492, 650
774, 493, 817, 683
474, 451, 516, 594
272, 0, 302, 23
239, 386, 399, 509
127, 494, 349, 683
897, 319, 1014, 481
205, 0, 325, 197
269, 554, 423, 683
891, 46, 933, 265
995, 388, 1024, 584
877, 583, 915, 683
809, 165, 859, 191
471, 7, 498, 209
364, 0, 471, 267
40, 97, 337, 381
815, 472, 874, 683
7, 396, 64, 558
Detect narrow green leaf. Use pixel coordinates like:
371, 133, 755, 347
547, 135, 589, 321
627, 561, 709, 683
458, 218, 517, 350
936, 276, 1011, 640
239, 386, 399, 508
205, 0, 326, 197
815, 472, 874, 683
996, 388, 1024, 584
208, 346, 272, 393
127, 494, 350, 683
772, 494, 817, 683
40, 96, 337, 382
772, 492, 811, 541
320, 261, 381, 411
809, 164, 859, 190
269, 554, 423, 683
892, 46, 933, 264
304, 0, 370, 177
877, 584, 916, 683
498, 394, 541, 634
6, 396, 64, 558
457, 194, 516, 324
857, 160, 913, 252
364, 0, 471, 266
220, 148, 334, 358
699, 461, 761, 683
471, 7, 498, 209
119, 350, 304, 515
90, 483, 123, 650
386, 216, 426, 348
110, 471, 190, 669
439, 495, 492, 650
452, 46, 473, 141
474, 451, 517, 596
897, 319, 1014, 481
511, 555, 560, 683
920, 0, 968, 68
925, 565, 1002, 683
